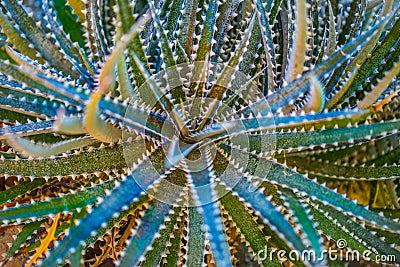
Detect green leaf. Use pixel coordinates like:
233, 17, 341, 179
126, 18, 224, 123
0, 95, 57, 119
119, 201, 175, 266
280, 189, 322, 260
0, 59, 89, 106
308, 198, 400, 264
214, 151, 308, 256
0, 8, 41, 62
2, 0, 78, 78
247, 120, 400, 151
4, 135, 95, 158
184, 151, 233, 267
117, 0, 148, 88
285, 155, 400, 180
57, 0, 85, 45
255, 0, 276, 92
179, 0, 200, 56
194, 108, 372, 142
220, 192, 286, 266
42, 0, 91, 81
358, 58, 400, 109
186, 206, 206, 267
335, 15, 400, 104
6, 219, 45, 257
0, 143, 125, 177
219, 143, 400, 233
248, 14, 391, 114
141, 207, 182, 267
81, 0, 109, 63
0, 178, 46, 204
0, 179, 115, 222
0, 120, 53, 138
196, 0, 218, 61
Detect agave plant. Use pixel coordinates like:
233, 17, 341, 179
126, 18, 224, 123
0, 0, 399, 265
